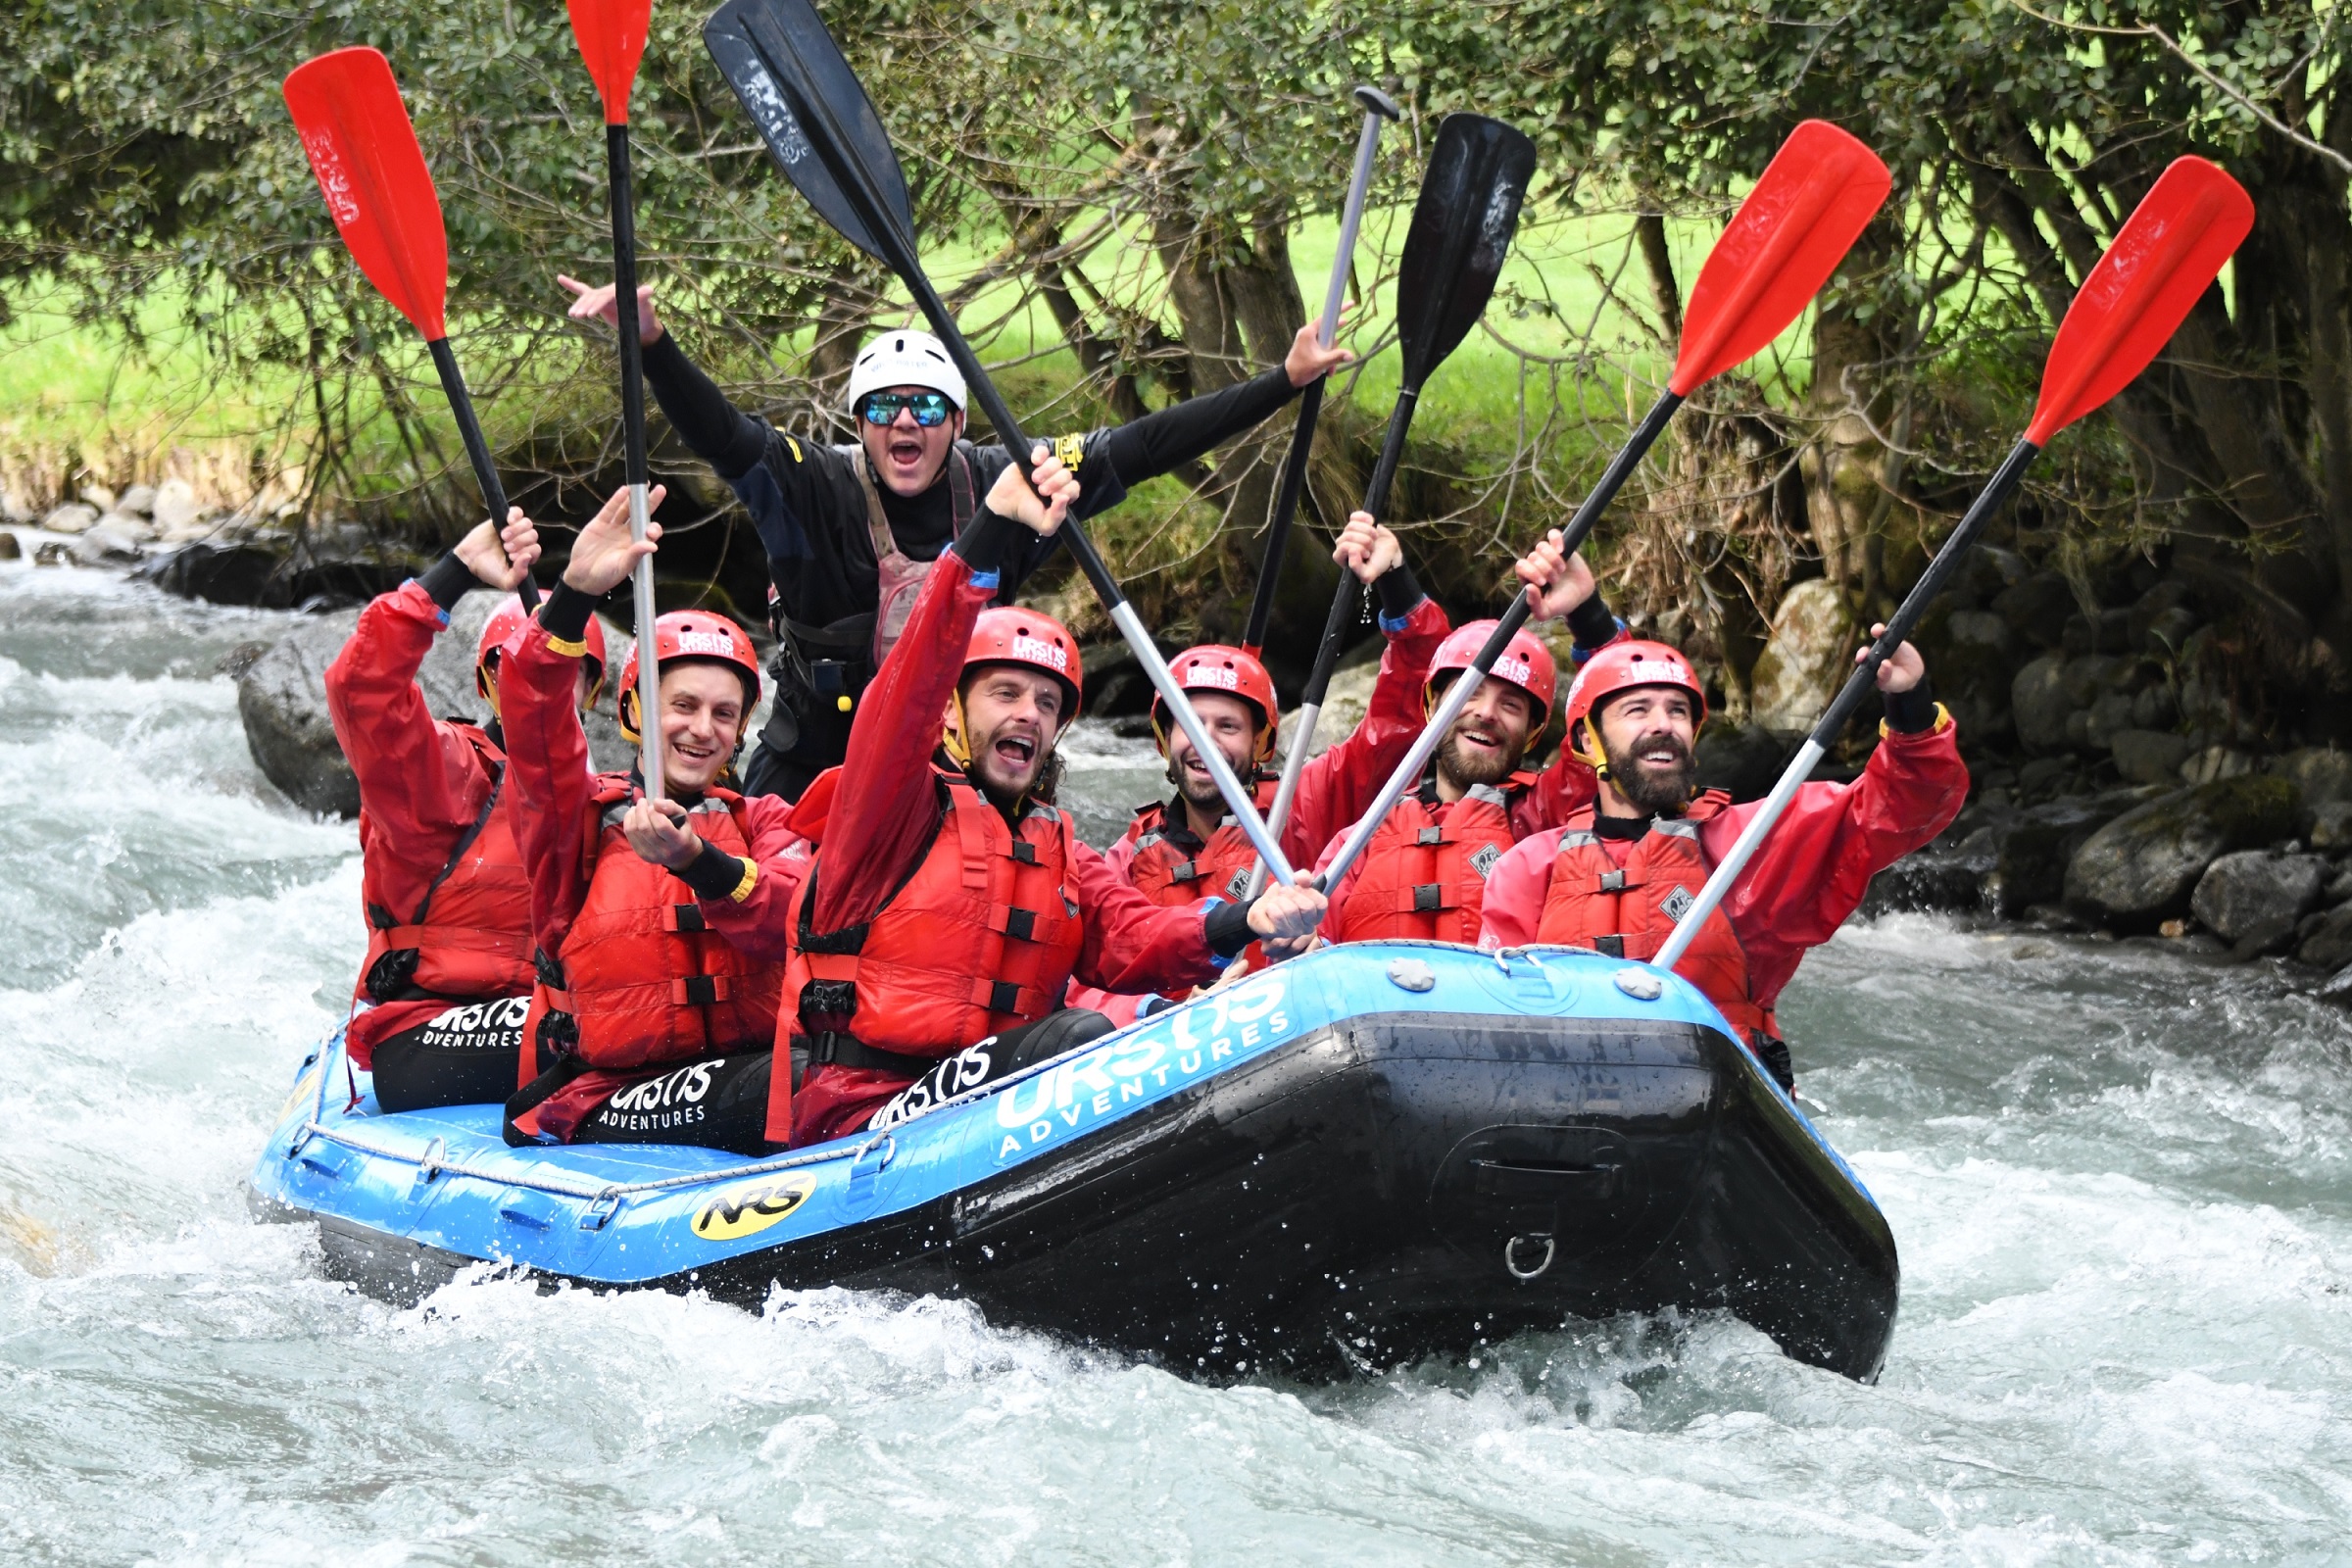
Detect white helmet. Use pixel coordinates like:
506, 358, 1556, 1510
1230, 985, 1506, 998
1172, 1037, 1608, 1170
844, 329, 966, 412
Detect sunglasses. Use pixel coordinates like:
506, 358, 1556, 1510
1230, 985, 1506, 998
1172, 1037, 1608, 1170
858, 390, 955, 428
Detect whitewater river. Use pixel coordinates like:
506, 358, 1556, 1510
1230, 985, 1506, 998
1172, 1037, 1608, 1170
4, 559, 2350, 1565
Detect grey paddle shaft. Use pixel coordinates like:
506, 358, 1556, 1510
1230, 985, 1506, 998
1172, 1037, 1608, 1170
1314, 391, 1685, 892
606, 122, 662, 801
756, 32, 1299, 884
1240, 85, 1397, 657
1653, 437, 2038, 970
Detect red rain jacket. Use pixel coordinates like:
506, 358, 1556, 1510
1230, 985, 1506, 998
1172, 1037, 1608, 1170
324, 582, 531, 1069
500, 614, 809, 1142
1478, 714, 1968, 1014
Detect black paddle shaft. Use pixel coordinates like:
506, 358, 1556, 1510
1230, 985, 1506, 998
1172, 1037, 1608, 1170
426, 336, 539, 610
1242, 378, 1325, 655
606, 124, 652, 493
1298, 386, 1418, 709
1809, 436, 2037, 745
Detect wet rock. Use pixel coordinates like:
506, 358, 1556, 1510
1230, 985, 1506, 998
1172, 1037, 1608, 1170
1694, 720, 1792, 803
1081, 634, 1196, 720
2275, 747, 2352, 808
0, 532, 19, 562
215, 642, 271, 680
2012, 654, 2073, 753
2181, 746, 2257, 785
1866, 824, 1995, 916
2190, 850, 2327, 952
118, 484, 157, 516
151, 478, 203, 538
33, 541, 73, 566
2111, 729, 2194, 786
1993, 570, 2075, 650
2131, 684, 2179, 730
1946, 609, 2014, 657
1272, 652, 1378, 764
2066, 774, 2303, 926
142, 542, 281, 605
2312, 801, 2352, 853
69, 522, 146, 564
238, 593, 634, 816
96, 510, 155, 542
2083, 691, 2136, 749
2141, 605, 2199, 656
1984, 790, 2146, 915
79, 484, 117, 514
1748, 579, 1854, 737
42, 503, 98, 535
2298, 906, 2352, 970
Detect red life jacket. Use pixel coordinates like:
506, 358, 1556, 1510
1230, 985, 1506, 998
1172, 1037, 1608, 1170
784, 769, 1088, 1063
533, 777, 784, 1071
1531, 791, 1774, 1043
358, 723, 534, 1004
1327, 772, 1535, 945
1122, 776, 1279, 906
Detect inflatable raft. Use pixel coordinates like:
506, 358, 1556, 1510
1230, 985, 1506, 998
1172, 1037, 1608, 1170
249, 942, 1898, 1381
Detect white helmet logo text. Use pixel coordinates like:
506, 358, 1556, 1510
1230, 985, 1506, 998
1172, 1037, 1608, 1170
1011, 634, 1068, 670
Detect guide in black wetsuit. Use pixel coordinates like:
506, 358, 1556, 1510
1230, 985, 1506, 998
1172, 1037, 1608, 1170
561, 275, 1353, 800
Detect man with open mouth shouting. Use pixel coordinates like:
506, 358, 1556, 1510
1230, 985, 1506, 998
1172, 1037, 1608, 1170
561, 274, 1351, 803
1476, 530, 1970, 1094
765, 448, 1328, 1149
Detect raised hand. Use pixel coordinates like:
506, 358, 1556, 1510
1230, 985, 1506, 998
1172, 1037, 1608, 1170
558, 274, 664, 346
1283, 311, 1356, 387
1511, 527, 1597, 620
621, 797, 699, 869
1332, 509, 1402, 584
562, 483, 669, 597
1862, 623, 1926, 693
454, 507, 541, 591
984, 444, 1079, 536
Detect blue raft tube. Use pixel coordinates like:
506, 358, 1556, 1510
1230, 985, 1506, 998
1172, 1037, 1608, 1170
251, 942, 1896, 1381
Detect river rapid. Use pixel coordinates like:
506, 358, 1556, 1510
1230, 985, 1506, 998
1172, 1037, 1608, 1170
3, 561, 2350, 1565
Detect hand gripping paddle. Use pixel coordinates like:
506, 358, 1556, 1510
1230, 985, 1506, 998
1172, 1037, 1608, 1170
1316, 119, 1891, 893
282, 48, 538, 610
703, 0, 1304, 884
1239, 83, 1401, 663
1652, 157, 2254, 971
565, 0, 664, 798
1245, 112, 1538, 900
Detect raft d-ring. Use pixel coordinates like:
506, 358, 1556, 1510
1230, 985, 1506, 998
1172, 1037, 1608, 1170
1503, 1233, 1556, 1281
851, 1133, 898, 1174
579, 1189, 624, 1231
416, 1137, 447, 1183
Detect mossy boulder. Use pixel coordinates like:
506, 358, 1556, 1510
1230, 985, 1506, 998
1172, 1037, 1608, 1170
2065, 774, 2303, 926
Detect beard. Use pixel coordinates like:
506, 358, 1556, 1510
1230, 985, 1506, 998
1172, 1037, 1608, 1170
1163, 746, 1236, 813
1602, 727, 1698, 817
965, 718, 1061, 808
1436, 720, 1526, 793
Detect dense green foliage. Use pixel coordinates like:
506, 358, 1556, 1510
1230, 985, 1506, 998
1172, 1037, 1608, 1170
5, 0, 2348, 709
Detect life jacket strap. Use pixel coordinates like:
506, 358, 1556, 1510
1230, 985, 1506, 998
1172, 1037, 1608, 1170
796, 1031, 933, 1078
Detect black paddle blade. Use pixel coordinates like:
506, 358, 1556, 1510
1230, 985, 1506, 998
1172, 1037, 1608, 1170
1395, 115, 1537, 390
703, 0, 912, 261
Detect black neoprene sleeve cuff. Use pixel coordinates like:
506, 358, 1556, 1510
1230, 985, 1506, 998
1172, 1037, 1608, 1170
417, 552, 475, 613
1883, 676, 1939, 734
642, 332, 770, 478
1374, 561, 1425, 621
1566, 592, 1620, 650
540, 582, 600, 643
1097, 367, 1296, 478
952, 507, 1024, 577
676, 839, 749, 901
1205, 899, 1258, 957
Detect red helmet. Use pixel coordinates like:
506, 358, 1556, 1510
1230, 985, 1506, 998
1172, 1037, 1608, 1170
1151, 644, 1279, 765
1561, 638, 1707, 768
962, 606, 1083, 714
1425, 620, 1559, 726
618, 610, 762, 743
477, 595, 606, 717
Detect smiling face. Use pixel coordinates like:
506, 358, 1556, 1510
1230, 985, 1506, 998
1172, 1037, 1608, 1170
656, 662, 749, 794
1163, 691, 1260, 826
858, 384, 964, 497
1590, 685, 1699, 816
954, 663, 1067, 803
1434, 674, 1537, 795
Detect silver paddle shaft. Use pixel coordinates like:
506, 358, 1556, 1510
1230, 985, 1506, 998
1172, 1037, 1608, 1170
627, 482, 662, 802
1651, 737, 1823, 971
1312, 645, 1481, 892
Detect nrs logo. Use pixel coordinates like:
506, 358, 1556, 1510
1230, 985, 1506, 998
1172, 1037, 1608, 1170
691, 1175, 814, 1242
1012, 634, 1068, 670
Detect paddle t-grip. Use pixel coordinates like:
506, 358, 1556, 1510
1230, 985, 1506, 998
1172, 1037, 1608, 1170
426, 337, 539, 611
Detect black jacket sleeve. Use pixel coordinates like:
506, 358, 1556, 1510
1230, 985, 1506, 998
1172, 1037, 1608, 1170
1083, 367, 1298, 495
642, 332, 770, 479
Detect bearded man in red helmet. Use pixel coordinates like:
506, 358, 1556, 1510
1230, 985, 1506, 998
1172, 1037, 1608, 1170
769, 449, 1330, 1148
324, 509, 608, 1112
1477, 531, 1970, 1092
1314, 529, 1629, 945
496, 486, 811, 1152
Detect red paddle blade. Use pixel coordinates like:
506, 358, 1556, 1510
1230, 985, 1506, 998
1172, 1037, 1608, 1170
568, 0, 653, 124
282, 49, 449, 341
1669, 121, 1891, 396
2026, 158, 2253, 446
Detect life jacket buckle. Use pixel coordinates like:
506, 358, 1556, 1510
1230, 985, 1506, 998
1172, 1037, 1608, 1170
1598, 869, 1627, 893
1416, 827, 1444, 846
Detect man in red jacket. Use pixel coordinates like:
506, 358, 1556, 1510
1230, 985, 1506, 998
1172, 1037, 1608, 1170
324, 511, 606, 1111
498, 486, 810, 1152
769, 450, 1328, 1147
1075, 510, 1446, 1017
1477, 533, 1970, 1092
1313, 526, 1626, 946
